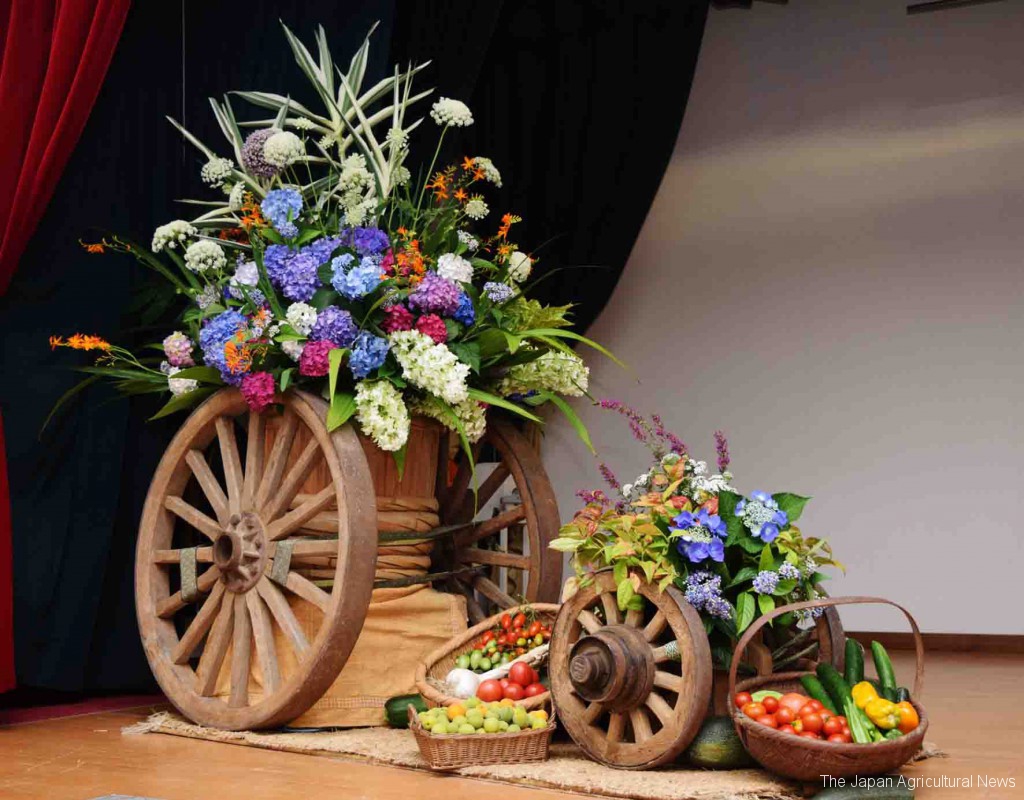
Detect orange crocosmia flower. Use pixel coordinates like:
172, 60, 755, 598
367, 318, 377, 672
497, 243, 513, 259
427, 172, 448, 190
461, 156, 476, 171
472, 167, 486, 182
59, 333, 112, 351
49, 336, 64, 349
497, 212, 520, 240
224, 335, 252, 375
81, 242, 105, 254
396, 226, 408, 237
453, 188, 468, 203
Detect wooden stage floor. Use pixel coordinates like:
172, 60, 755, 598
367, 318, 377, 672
1, 651, 1020, 799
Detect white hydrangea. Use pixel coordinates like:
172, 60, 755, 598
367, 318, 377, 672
456, 230, 479, 251
288, 116, 317, 130
436, 253, 474, 284
498, 351, 589, 397
355, 380, 411, 452
200, 157, 234, 187
231, 260, 259, 287
412, 395, 487, 443
472, 156, 502, 187
464, 197, 489, 220
285, 302, 317, 335
389, 330, 470, 404
262, 131, 305, 168
281, 340, 305, 362
430, 97, 474, 127
507, 251, 532, 283
183, 240, 227, 273
152, 220, 196, 252
165, 366, 197, 397
690, 473, 732, 497
227, 182, 246, 211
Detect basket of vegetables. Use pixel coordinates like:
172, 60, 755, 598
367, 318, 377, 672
416, 603, 559, 711
728, 596, 927, 782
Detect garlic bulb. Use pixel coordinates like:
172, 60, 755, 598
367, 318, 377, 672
444, 668, 481, 699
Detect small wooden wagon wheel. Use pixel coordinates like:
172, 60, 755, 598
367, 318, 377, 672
135, 389, 377, 730
549, 571, 713, 769
435, 417, 562, 618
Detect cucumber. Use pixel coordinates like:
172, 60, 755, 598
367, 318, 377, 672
871, 641, 898, 698
384, 693, 427, 727
844, 638, 865, 685
799, 674, 838, 714
896, 686, 911, 703
751, 689, 782, 702
682, 716, 755, 769
814, 782, 914, 799
816, 663, 853, 711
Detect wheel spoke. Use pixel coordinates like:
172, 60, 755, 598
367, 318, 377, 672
630, 707, 653, 743
216, 416, 244, 516
583, 701, 605, 725
282, 570, 331, 612
653, 670, 683, 693
607, 711, 626, 742
651, 642, 678, 664
578, 609, 603, 634
172, 582, 226, 664
267, 485, 335, 541
195, 594, 234, 696
625, 607, 644, 628
242, 412, 265, 506
645, 690, 674, 726
256, 577, 309, 657
443, 441, 484, 520
453, 462, 510, 521
643, 610, 666, 642
469, 574, 516, 608
454, 504, 526, 548
456, 547, 531, 570
185, 450, 229, 526
164, 497, 222, 542
154, 546, 213, 564
255, 410, 298, 511
157, 567, 221, 618
447, 577, 486, 625
229, 594, 252, 708
261, 438, 321, 521
601, 592, 622, 626
246, 590, 280, 695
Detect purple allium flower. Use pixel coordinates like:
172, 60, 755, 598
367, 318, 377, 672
348, 331, 390, 379
350, 226, 389, 256
714, 429, 730, 473
778, 562, 800, 580
753, 570, 779, 595
735, 491, 788, 543
241, 129, 279, 178
672, 508, 728, 563
331, 254, 382, 300
162, 331, 194, 367
482, 281, 514, 304
409, 272, 461, 315
261, 188, 303, 239
310, 306, 357, 348
453, 292, 475, 325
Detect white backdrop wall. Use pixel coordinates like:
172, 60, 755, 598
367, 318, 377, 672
541, 0, 1024, 634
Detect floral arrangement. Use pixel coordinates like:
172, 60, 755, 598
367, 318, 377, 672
551, 402, 842, 669
50, 24, 611, 460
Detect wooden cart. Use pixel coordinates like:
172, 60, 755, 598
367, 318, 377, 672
135, 388, 563, 730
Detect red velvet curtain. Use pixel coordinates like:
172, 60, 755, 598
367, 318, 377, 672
0, 0, 131, 692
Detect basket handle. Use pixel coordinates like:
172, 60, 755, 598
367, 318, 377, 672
727, 595, 925, 704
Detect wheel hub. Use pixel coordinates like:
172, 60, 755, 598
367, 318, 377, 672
215, 511, 267, 593
568, 624, 655, 712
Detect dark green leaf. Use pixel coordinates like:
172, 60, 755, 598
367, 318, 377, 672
150, 387, 217, 420
773, 492, 810, 524
467, 389, 541, 423
171, 366, 224, 384
757, 594, 776, 618
447, 341, 481, 373
326, 391, 356, 431
736, 592, 755, 633
536, 392, 593, 454
725, 566, 758, 589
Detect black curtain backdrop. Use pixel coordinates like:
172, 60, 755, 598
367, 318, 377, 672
1, 0, 708, 692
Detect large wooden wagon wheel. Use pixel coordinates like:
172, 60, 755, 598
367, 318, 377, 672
136, 389, 377, 730
435, 417, 562, 618
549, 571, 713, 769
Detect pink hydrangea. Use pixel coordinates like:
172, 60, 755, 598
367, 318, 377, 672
415, 313, 448, 344
299, 339, 336, 376
241, 371, 276, 413
162, 331, 194, 367
381, 304, 415, 333
380, 248, 396, 276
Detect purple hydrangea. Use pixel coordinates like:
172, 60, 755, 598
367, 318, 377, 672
331, 254, 382, 300
349, 331, 390, 379
483, 281, 514, 303
671, 507, 728, 563
752, 570, 779, 595
276, 250, 321, 302
263, 244, 291, 284
409, 272, 461, 315
241, 129, 278, 178
310, 306, 357, 347
305, 236, 342, 266
453, 292, 475, 325
199, 309, 247, 379
349, 226, 389, 256
261, 188, 303, 239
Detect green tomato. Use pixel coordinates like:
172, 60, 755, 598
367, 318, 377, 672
432, 722, 449, 735
534, 633, 544, 646
479, 657, 492, 671
464, 697, 480, 709
451, 715, 467, 728
456, 654, 471, 670
466, 710, 484, 728
469, 650, 482, 669
458, 723, 476, 735
497, 720, 509, 732
483, 717, 500, 733
507, 724, 521, 733
498, 706, 514, 723
500, 653, 511, 665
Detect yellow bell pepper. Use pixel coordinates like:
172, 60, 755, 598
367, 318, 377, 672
896, 701, 919, 734
865, 697, 901, 730
851, 681, 879, 709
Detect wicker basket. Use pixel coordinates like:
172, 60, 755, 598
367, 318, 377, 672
729, 596, 928, 782
415, 603, 559, 711
408, 704, 555, 770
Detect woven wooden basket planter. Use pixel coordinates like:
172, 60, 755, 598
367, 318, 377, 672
729, 596, 928, 782
415, 602, 560, 711
408, 704, 556, 770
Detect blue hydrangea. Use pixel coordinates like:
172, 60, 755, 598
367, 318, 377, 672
263, 244, 292, 284
199, 309, 247, 381
483, 281, 514, 303
453, 292, 475, 325
331, 254, 382, 300
752, 570, 779, 595
277, 250, 320, 302
349, 226, 389, 256
778, 562, 800, 580
310, 306, 357, 347
735, 491, 789, 543
671, 508, 728, 563
349, 331, 390, 379
305, 236, 342, 266
261, 188, 303, 239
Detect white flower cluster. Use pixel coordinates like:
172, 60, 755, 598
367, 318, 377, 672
263, 131, 305, 168
201, 157, 234, 187
436, 253, 473, 284
282, 340, 305, 362
355, 380, 411, 451
195, 284, 218, 309
163, 365, 197, 397
457, 229, 479, 251
287, 116, 317, 130
473, 156, 502, 187
430, 97, 474, 127
621, 471, 651, 500
183, 240, 227, 273
689, 473, 732, 498
389, 330, 470, 404
231, 260, 259, 288
337, 154, 376, 226
385, 126, 408, 152
507, 251, 532, 283
412, 395, 487, 443
285, 302, 317, 335
151, 220, 196, 252
499, 351, 589, 397
227, 182, 246, 211
464, 197, 489, 220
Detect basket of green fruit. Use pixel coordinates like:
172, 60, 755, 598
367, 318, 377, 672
409, 698, 555, 770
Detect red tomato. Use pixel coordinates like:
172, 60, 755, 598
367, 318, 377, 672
513, 612, 527, 629
503, 683, 525, 701
762, 696, 779, 714
841, 726, 851, 738
775, 707, 795, 725
500, 614, 512, 630
755, 714, 777, 728
477, 680, 503, 702
827, 733, 852, 744
531, 667, 542, 685
509, 661, 534, 688
819, 710, 833, 721
805, 699, 824, 712
497, 634, 508, 647
481, 630, 494, 644
834, 716, 848, 726
524, 683, 546, 698
823, 718, 843, 737
499, 678, 510, 689
528, 620, 542, 637
778, 724, 798, 736
734, 692, 753, 710
778, 693, 811, 715
800, 731, 821, 740
742, 702, 766, 720
800, 712, 824, 734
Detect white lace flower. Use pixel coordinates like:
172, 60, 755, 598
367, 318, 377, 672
288, 117, 317, 130
456, 230, 479, 251
392, 165, 411, 186
412, 395, 487, 443
201, 157, 234, 187
285, 302, 317, 335
281, 340, 305, 362
339, 154, 372, 191
430, 97, 474, 127
355, 380, 411, 452
498, 351, 589, 397
262, 131, 305, 168
152, 220, 196, 252
385, 126, 409, 151
183, 240, 227, 273
472, 156, 502, 187
227, 182, 246, 212
464, 197, 489, 220
436, 253, 474, 284
317, 133, 336, 151
507, 251, 532, 283
389, 330, 470, 404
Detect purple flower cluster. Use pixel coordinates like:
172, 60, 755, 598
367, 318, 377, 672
343, 226, 390, 256
306, 236, 342, 265
778, 562, 800, 580
752, 570, 779, 595
263, 238, 341, 303
309, 307, 357, 348
671, 507, 728, 563
199, 310, 247, 381
483, 281, 514, 303
240, 129, 278, 178
575, 488, 611, 506
597, 400, 688, 456
684, 572, 732, 619
735, 491, 788, 543
261, 188, 303, 238
598, 462, 620, 492
349, 331, 390, 378
714, 429, 730, 473
409, 272, 461, 315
